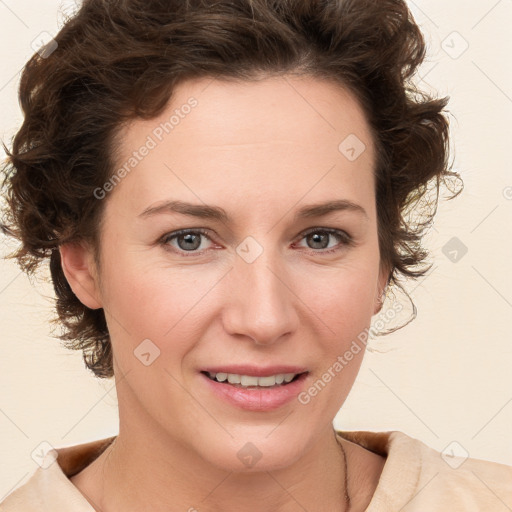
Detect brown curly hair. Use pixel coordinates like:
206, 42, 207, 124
0, 0, 462, 379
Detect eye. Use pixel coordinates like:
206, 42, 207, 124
295, 227, 354, 254
160, 228, 215, 255
160, 227, 354, 257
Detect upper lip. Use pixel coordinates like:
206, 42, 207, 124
201, 365, 309, 377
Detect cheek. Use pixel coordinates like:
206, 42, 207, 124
98, 256, 216, 365
297, 263, 378, 337
299, 270, 374, 408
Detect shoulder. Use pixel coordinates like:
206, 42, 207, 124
409, 434, 512, 511
0, 436, 115, 511
0, 456, 82, 512
337, 429, 512, 512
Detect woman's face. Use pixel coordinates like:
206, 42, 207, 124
68, 75, 388, 470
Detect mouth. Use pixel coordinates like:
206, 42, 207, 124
200, 370, 308, 389
199, 368, 310, 411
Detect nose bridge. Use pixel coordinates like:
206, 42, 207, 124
224, 236, 296, 344
241, 245, 283, 304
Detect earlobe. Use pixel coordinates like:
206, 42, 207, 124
373, 292, 384, 315
373, 264, 391, 315
59, 242, 103, 310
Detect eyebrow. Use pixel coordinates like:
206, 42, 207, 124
138, 199, 369, 222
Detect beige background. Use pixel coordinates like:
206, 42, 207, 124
1, 0, 511, 498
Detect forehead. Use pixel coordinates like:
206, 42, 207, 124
109, 75, 376, 219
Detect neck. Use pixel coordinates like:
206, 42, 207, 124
80, 400, 350, 512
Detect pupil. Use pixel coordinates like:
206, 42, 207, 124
179, 233, 200, 251
309, 232, 328, 249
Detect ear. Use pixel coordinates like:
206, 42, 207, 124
59, 241, 103, 310
373, 263, 391, 315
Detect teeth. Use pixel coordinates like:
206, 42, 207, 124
241, 375, 259, 386
207, 372, 299, 387
227, 374, 241, 384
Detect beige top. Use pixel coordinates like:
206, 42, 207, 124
1, 430, 511, 511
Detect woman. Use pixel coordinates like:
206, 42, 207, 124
0, 0, 510, 510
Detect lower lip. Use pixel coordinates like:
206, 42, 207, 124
200, 372, 309, 412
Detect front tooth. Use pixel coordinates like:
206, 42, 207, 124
275, 374, 285, 384
227, 373, 241, 384
283, 373, 296, 383
240, 375, 259, 386
257, 375, 277, 387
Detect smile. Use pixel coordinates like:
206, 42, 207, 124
203, 371, 304, 388
199, 371, 310, 411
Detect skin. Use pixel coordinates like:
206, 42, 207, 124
61, 75, 389, 512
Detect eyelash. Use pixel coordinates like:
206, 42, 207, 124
159, 227, 355, 257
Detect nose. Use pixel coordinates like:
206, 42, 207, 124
221, 244, 298, 346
